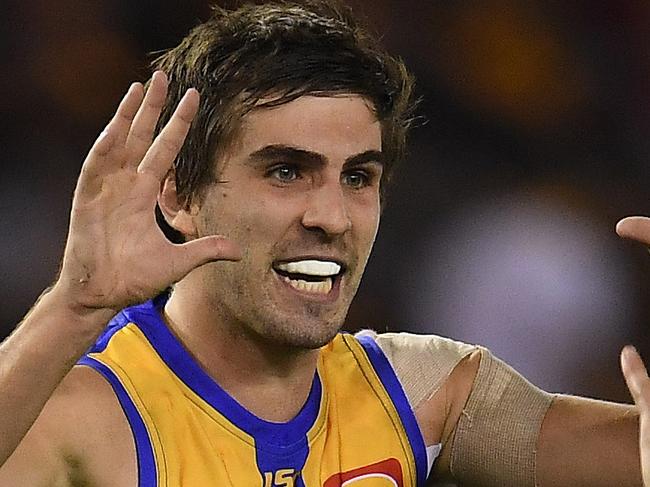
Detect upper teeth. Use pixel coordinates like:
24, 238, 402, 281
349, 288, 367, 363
275, 260, 341, 277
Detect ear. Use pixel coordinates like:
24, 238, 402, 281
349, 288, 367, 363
158, 173, 199, 240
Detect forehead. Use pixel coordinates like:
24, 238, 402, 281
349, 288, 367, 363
234, 95, 382, 158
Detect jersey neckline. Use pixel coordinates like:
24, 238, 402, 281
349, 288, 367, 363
121, 295, 323, 451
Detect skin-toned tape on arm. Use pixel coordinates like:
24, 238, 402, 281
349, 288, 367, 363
449, 348, 554, 487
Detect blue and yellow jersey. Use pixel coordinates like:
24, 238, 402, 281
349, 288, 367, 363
78, 296, 429, 486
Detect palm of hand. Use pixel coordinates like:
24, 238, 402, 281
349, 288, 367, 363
55, 72, 240, 313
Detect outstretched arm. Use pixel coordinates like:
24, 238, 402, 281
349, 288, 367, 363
0, 72, 240, 467
535, 393, 641, 486
431, 347, 641, 486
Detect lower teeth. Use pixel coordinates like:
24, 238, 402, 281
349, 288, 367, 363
282, 276, 332, 294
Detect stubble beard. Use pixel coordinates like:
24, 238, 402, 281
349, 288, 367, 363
256, 299, 351, 350
201, 260, 356, 352
230, 281, 353, 351
197, 215, 369, 350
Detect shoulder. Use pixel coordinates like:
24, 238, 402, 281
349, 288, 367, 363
354, 329, 479, 409
55, 364, 135, 447
356, 329, 477, 358
352, 330, 482, 460
0, 365, 136, 486
56, 365, 137, 485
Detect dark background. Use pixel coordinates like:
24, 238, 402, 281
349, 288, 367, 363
2, 0, 650, 409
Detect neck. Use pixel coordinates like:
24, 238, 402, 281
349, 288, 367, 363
163, 281, 320, 423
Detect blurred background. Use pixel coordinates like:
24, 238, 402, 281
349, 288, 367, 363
2, 0, 650, 411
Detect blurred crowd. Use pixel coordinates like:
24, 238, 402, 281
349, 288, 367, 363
2, 0, 650, 403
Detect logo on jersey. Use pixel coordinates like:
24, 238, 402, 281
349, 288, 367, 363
323, 458, 403, 487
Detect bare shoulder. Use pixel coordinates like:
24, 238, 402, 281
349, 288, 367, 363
0, 365, 136, 487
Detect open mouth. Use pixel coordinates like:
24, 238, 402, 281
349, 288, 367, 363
273, 259, 344, 295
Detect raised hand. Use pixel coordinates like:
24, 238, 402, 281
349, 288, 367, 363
621, 346, 650, 486
53, 71, 241, 314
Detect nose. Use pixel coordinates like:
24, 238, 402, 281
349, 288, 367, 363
301, 181, 352, 237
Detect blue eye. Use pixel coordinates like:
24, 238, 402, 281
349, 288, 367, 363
342, 171, 369, 189
270, 165, 299, 182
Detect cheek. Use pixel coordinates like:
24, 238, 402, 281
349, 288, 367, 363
352, 199, 381, 242
206, 192, 299, 243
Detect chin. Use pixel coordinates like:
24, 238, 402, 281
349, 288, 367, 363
259, 317, 344, 350
288, 332, 339, 350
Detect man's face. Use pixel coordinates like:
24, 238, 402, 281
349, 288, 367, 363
193, 95, 383, 349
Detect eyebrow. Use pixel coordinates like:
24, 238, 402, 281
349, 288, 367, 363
247, 144, 384, 168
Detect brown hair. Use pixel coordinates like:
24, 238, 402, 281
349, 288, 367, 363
153, 0, 416, 209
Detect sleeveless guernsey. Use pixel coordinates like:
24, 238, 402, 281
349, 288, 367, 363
78, 296, 431, 486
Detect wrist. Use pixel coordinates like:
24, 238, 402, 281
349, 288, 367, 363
41, 283, 118, 332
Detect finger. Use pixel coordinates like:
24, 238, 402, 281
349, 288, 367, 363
76, 83, 144, 195
616, 217, 650, 246
125, 71, 168, 165
137, 88, 200, 180
87, 127, 116, 160
621, 345, 650, 410
107, 82, 145, 149
87, 83, 143, 161
171, 236, 242, 279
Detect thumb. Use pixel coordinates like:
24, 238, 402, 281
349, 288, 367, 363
173, 235, 242, 276
616, 216, 650, 246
